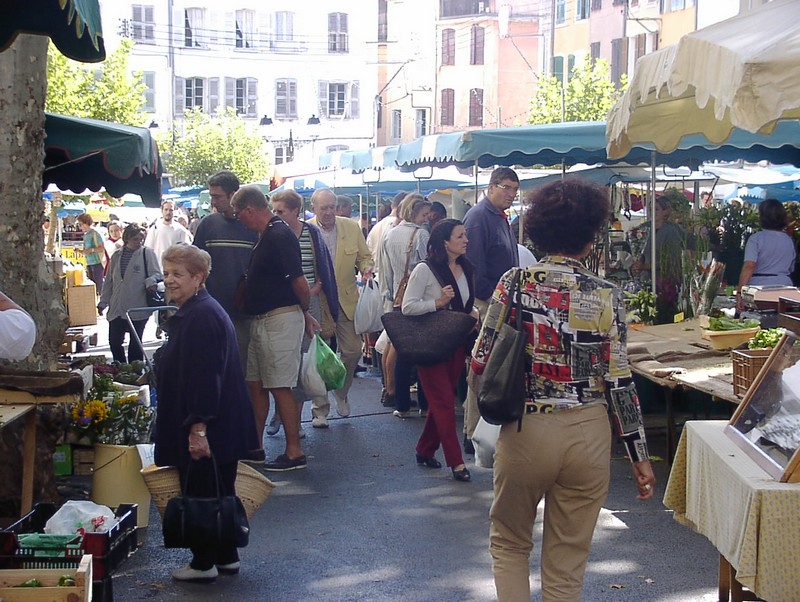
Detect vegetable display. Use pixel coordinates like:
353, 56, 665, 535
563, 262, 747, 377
748, 328, 786, 349
707, 317, 760, 331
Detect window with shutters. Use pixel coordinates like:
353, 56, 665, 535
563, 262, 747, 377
441, 29, 455, 66
235, 9, 255, 49
590, 42, 600, 65
275, 11, 294, 42
591, 0, 602, 10
377, 96, 383, 129
469, 88, 483, 127
208, 78, 220, 114
378, 0, 388, 42
611, 37, 627, 84
328, 13, 348, 53
555, 0, 566, 24
391, 110, 402, 141
441, 88, 454, 126
185, 78, 205, 111
567, 54, 576, 82
132, 5, 155, 43
317, 81, 359, 119
635, 33, 647, 61
470, 25, 484, 65
553, 55, 564, 84
415, 109, 428, 138
576, 0, 590, 20
275, 79, 297, 119
235, 78, 257, 117
143, 72, 156, 112
184, 8, 206, 48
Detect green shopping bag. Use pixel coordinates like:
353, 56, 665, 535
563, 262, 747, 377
315, 334, 346, 391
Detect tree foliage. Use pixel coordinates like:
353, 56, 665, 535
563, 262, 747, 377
160, 108, 270, 186
528, 59, 626, 125
46, 39, 146, 126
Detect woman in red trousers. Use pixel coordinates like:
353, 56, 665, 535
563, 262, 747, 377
401, 219, 479, 481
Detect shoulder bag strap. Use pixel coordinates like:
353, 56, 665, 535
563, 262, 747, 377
401, 228, 418, 280
142, 248, 149, 279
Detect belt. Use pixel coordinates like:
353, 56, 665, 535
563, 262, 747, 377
254, 305, 301, 320
752, 273, 778, 277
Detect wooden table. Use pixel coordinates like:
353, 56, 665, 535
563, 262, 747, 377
0, 404, 36, 516
627, 320, 740, 460
665, 421, 800, 602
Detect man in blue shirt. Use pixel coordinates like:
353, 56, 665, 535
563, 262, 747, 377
193, 171, 259, 368
462, 167, 520, 449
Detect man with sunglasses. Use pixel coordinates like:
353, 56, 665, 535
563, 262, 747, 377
461, 167, 520, 452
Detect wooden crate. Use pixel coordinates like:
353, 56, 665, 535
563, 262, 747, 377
731, 348, 773, 397
0, 553, 91, 601
72, 447, 95, 476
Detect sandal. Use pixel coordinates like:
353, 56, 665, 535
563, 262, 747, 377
416, 454, 442, 469
452, 466, 471, 482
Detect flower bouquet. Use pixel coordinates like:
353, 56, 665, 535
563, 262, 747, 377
70, 393, 154, 446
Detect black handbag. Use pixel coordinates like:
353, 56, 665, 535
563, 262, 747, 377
381, 309, 476, 366
162, 458, 250, 549
477, 269, 527, 426
142, 250, 165, 307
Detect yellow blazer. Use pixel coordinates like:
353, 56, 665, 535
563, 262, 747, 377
309, 216, 373, 321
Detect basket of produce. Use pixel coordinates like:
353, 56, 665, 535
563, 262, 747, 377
701, 316, 761, 350
731, 328, 785, 396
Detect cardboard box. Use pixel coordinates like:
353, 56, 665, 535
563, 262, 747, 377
67, 284, 97, 326
72, 447, 94, 476
53, 443, 72, 476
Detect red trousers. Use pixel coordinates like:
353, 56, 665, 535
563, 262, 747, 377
416, 347, 466, 468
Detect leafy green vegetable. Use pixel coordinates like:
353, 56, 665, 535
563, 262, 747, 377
708, 317, 760, 331
748, 328, 786, 349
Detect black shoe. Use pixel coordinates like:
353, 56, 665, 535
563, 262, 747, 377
382, 392, 396, 408
241, 448, 266, 465
463, 435, 475, 455
354, 364, 367, 374
415, 454, 442, 469
264, 454, 307, 472
452, 466, 471, 482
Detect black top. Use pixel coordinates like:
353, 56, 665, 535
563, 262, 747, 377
243, 216, 304, 315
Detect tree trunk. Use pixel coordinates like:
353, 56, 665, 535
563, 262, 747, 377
0, 35, 69, 516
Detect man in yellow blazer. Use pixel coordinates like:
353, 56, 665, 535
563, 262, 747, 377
309, 189, 374, 428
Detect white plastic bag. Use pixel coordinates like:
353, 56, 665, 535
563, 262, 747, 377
300, 335, 327, 398
374, 329, 390, 355
472, 417, 501, 469
354, 280, 384, 334
44, 500, 117, 534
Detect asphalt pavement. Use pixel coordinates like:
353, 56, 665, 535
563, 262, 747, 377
85, 316, 723, 602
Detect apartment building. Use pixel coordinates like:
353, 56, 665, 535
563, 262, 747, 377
98, 1, 378, 164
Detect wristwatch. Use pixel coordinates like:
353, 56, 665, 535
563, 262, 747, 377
191, 430, 207, 437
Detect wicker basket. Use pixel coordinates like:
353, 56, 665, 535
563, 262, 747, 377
140, 462, 274, 519
731, 348, 773, 397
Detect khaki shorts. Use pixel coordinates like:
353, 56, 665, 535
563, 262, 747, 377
246, 306, 304, 389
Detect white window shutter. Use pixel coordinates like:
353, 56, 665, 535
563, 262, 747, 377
224, 11, 235, 48
247, 78, 258, 117
208, 77, 220, 114
318, 80, 329, 117
224, 77, 235, 109
174, 76, 185, 115
349, 81, 359, 119
258, 11, 271, 48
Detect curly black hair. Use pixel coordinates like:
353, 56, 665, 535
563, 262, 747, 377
524, 179, 609, 256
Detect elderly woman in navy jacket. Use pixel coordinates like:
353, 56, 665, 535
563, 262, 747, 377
154, 244, 258, 584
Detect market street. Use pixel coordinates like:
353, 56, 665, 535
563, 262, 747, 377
87, 319, 725, 602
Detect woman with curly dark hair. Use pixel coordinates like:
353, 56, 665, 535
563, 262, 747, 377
471, 179, 655, 601
402, 219, 479, 481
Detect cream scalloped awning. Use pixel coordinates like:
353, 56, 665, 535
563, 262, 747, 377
606, 0, 800, 159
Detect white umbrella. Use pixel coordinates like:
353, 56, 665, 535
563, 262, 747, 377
606, 0, 800, 159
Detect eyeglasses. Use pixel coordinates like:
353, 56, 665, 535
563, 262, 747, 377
495, 183, 520, 194
232, 206, 250, 219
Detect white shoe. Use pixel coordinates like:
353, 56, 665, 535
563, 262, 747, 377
265, 414, 281, 436
216, 561, 240, 575
172, 564, 218, 582
393, 410, 411, 418
311, 416, 329, 429
335, 397, 351, 417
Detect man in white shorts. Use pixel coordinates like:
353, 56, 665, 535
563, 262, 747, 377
232, 186, 318, 471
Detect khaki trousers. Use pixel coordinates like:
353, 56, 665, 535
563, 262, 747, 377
312, 308, 362, 418
464, 297, 490, 438
490, 404, 611, 602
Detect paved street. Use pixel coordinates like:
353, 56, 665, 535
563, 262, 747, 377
86, 318, 722, 601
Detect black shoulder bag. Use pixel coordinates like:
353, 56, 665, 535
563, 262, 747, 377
163, 457, 250, 549
477, 269, 527, 427
142, 250, 165, 307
